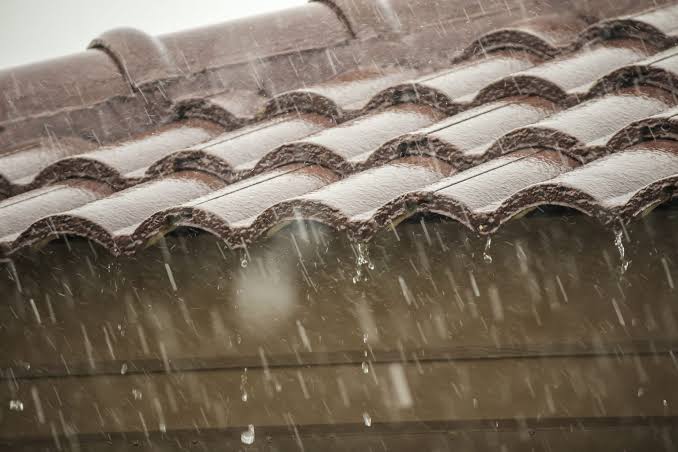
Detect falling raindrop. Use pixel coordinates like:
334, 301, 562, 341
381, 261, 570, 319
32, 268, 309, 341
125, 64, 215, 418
611, 298, 626, 327
9, 400, 24, 411
241, 424, 255, 445
389, 363, 413, 408
483, 236, 493, 264
296, 320, 312, 352
468, 271, 480, 297
661, 257, 674, 290
31, 387, 45, 424
164, 263, 178, 292
241, 369, 249, 402
337, 377, 350, 407
361, 361, 370, 374
28, 298, 42, 324
488, 285, 504, 322
398, 276, 414, 305
362, 412, 372, 427
132, 389, 143, 400
120, 363, 128, 375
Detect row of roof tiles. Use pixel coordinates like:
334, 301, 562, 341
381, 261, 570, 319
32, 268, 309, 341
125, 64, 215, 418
1, 90, 677, 254
3, 136, 678, 256
3, 5, 678, 196
1, 2, 678, 256
1, 0, 674, 148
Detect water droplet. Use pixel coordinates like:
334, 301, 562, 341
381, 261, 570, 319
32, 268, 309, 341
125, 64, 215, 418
164, 263, 177, 291
398, 276, 414, 305
120, 363, 128, 375
296, 320, 312, 352
468, 271, 480, 298
132, 389, 143, 400
614, 229, 630, 275
241, 424, 255, 445
363, 333, 369, 344
389, 363, 413, 408
361, 361, 369, 374
9, 400, 23, 411
352, 243, 373, 283
661, 257, 674, 290
483, 236, 493, 264
362, 412, 372, 427
159, 423, 167, 433
241, 368, 249, 401
488, 285, 504, 322
611, 298, 626, 327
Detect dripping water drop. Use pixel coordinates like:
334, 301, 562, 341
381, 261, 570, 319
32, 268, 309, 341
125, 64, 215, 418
483, 236, 493, 264
9, 400, 23, 411
241, 424, 255, 445
614, 229, 630, 275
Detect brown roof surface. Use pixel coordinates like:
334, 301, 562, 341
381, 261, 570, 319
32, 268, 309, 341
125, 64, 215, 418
2, 0, 678, 256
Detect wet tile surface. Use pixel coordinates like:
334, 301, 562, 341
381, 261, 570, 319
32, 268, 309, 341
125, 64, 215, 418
2, 3, 678, 256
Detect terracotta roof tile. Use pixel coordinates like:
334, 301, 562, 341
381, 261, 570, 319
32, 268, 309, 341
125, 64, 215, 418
264, 68, 418, 119
458, 14, 589, 59
148, 114, 333, 179
505, 87, 675, 161
174, 89, 269, 128
374, 97, 558, 167
2, 1, 678, 256
370, 50, 541, 113
256, 104, 444, 173
314, 0, 656, 41
0, 51, 129, 126
0, 180, 113, 243
577, 3, 678, 47
6, 119, 222, 193
0, 136, 97, 197
490, 140, 678, 228
89, 3, 351, 88
276, 157, 455, 225
1, 172, 224, 254
130, 164, 340, 250
397, 149, 578, 230
476, 39, 656, 105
